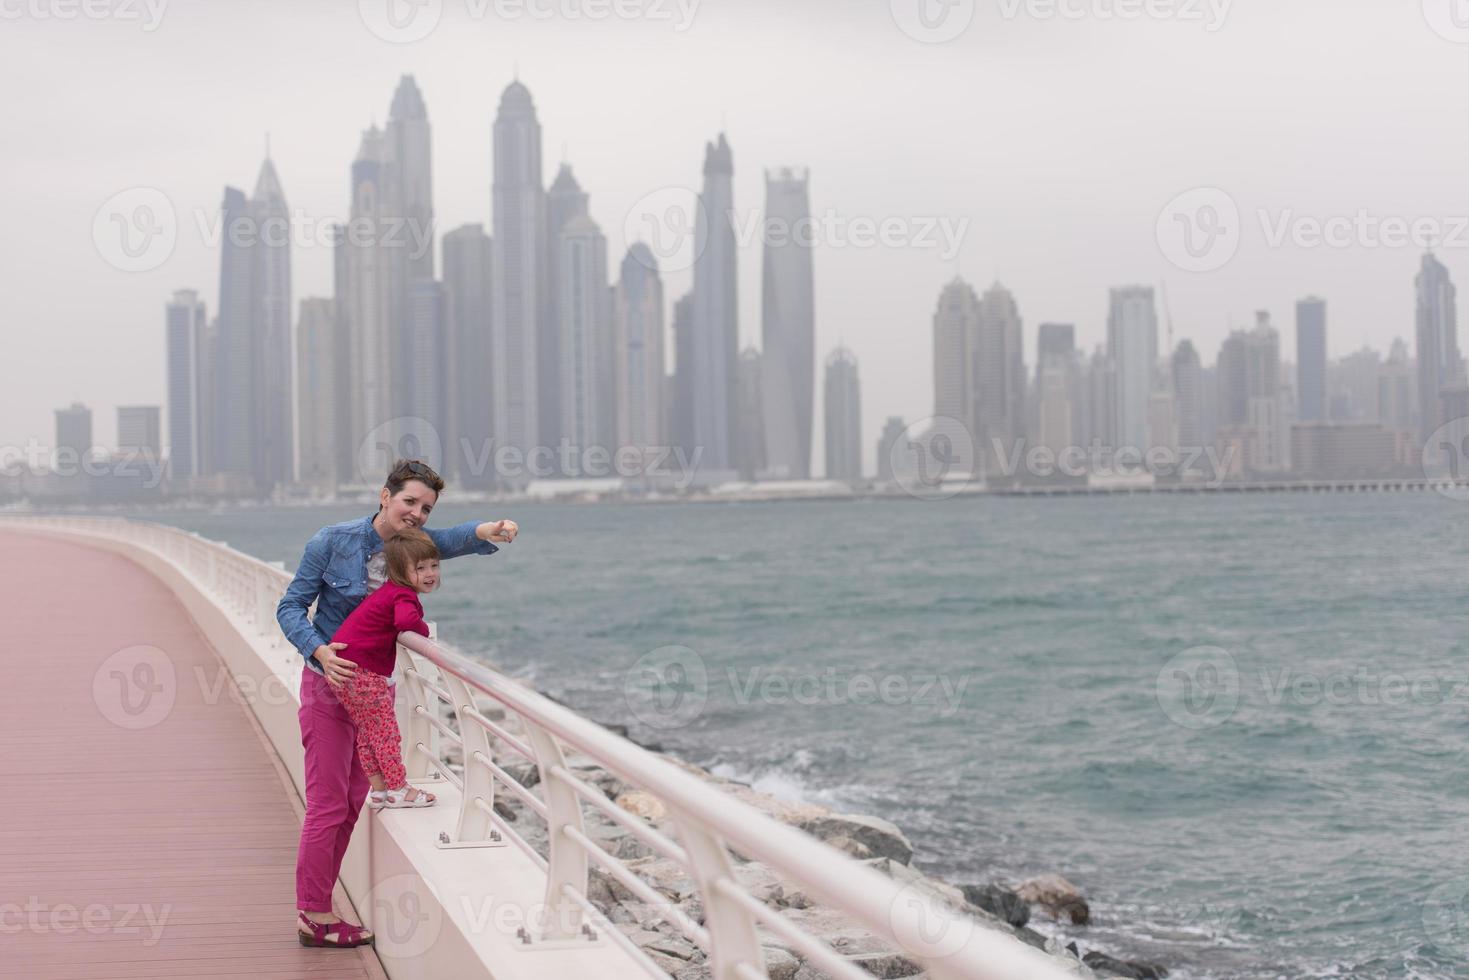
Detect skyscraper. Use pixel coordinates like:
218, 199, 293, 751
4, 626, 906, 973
544, 163, 589, 457
1416, 251, 1461, 442
931, 278, 980, 476
1172, 339, 1203, 450
690, 133, 738, 473
761, 167, 814, 480
974, 282, 1025, 471
614, 243, 666, 456
55, 403, 92, 465
824, 347, 861, 481
1296, 296, 1327, 422
444, 224, 494, 485
117, 406, 161, 459
672, 291, 697, 459
1108, 285, 1158, 450
557, 213, 611, 467
736, 347, 766, 481
386, 76, 435, 422
1217, 313, 1289, 473
1035, 322, 1078, 455
876, 416, 905, 483
296, 297, 336, 490
405, 280, 449, 470
214, 156, 293, 494
346, 126, 396, 480
491, 81, 547, 475
165, 289, 207, 482
1378, 337, 1416, 434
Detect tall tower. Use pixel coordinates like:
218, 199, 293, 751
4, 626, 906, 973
491, 81, 546, 474
1172, 339, 1203, 450
614, 243, 666, 455
761, 167, 814, 480
1108, 285, 1159, 450
165, 289, 207, 482
1416, 251, 1461, 442
444, 224, 494, 485
252, 156, 294, 489
974, 281, 1025, 468
296, 297, 337, 491
932, 278, 980, 476
545, 163, 590, 458
691, 133, 738, 472
346, 126, 396, 478
1295, 296, 1327, 422
386, 76, 435, 424
824, 347, 861, 481
557, 213, 610, 466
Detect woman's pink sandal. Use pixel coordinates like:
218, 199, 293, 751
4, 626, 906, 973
298, 911, 374, 947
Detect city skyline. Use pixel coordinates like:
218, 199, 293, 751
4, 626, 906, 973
8, 2, 1469, 476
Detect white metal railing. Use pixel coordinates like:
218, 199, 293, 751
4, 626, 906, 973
1, 515, 1077, 980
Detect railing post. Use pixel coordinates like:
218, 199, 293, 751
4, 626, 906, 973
673, 818, 767, 980
443, 672, 501, 846
524, 722, 587, 941
398, 644, 438, 781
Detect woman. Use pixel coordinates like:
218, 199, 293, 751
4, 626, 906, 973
276, 458, 518, 947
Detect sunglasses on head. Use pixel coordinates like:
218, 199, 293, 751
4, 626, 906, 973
403, 460, 435, 479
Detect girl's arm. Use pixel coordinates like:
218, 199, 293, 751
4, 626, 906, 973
392, 590, 431, 638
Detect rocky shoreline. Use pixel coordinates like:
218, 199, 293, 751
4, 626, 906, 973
442, 697, 1169, 979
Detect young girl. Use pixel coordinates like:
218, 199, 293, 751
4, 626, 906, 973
331, 528, 441, 808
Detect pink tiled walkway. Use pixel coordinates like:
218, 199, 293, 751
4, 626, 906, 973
0, 532, 387, 980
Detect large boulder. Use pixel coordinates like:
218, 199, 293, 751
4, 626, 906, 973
1016, 873, 1090, 925
962, 883, 1030, 928
800, 813, 915, 865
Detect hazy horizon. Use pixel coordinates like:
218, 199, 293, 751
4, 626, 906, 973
5, 0, 1468, 473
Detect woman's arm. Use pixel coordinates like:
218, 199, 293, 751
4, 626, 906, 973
276, 529, 332, 662
424, 519, 518, 559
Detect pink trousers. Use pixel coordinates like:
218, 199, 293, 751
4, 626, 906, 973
337, 671, 408, 791
295, 669, 370, 913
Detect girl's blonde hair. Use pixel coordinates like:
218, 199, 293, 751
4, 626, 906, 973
385, 529, 440, 588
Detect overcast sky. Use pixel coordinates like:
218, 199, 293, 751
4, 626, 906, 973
4, 0, 1468, 473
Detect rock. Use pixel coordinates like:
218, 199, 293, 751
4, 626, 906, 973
778, 906, 918, 978
961, 883, 1030, 929
616, 790, 668, 823
493, 800, 517, 822
1017, 873, 1090, 925
646, 935, 699, 961
1082, 950, 1168, 978
825, 834, 874, 860
861, 857, 966, 908
762, 945, 800, 980
773, 883, 813, 909
501, 761, 540, 789
800, 813, 915, 865
612, 834, 655, 861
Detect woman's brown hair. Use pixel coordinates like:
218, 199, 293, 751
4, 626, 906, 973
384, 529, 440, 589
